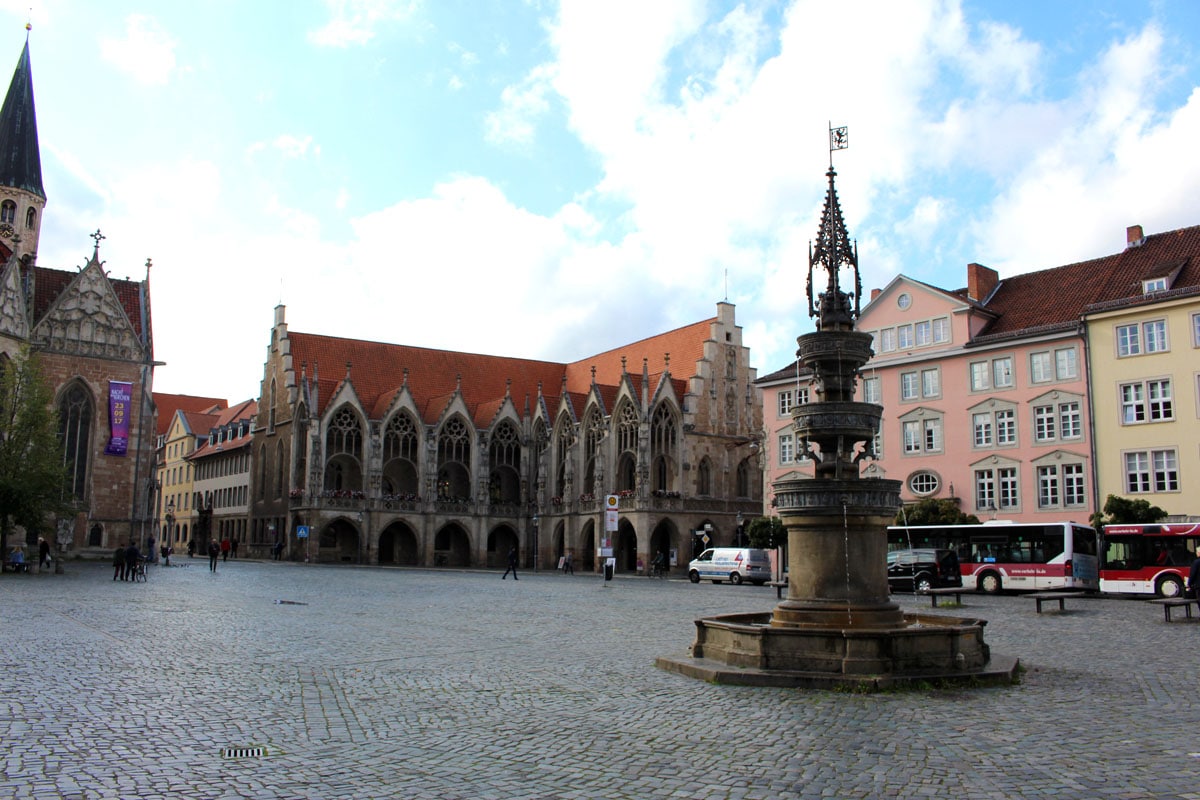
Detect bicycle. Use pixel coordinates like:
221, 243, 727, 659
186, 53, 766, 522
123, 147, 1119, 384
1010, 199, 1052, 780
131, 558, 148, 582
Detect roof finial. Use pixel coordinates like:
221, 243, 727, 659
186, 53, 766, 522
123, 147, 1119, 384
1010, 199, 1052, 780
402, 367, 409, 387
345, 361, 352, 381
663, 352, 670, 371
90, 229, 105, 260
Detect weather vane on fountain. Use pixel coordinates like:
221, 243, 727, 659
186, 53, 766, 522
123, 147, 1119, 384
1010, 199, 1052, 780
806, 123, 862, 331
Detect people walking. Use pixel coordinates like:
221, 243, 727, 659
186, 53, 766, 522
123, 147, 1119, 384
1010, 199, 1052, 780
187, 539, 195, 558
220, 538, 231, 562
208, 539, 220, 573
562, 552, 574, 575
124, 542, 141, 582
113, 546, 126, 581
38, 537, 50, 569
1188, 545, 1200, 599
231, 538, 239, 559
272, 539, 284, 561
502, 547, 519, 580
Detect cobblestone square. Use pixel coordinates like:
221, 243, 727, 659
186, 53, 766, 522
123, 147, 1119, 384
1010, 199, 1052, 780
2, 561, 1197, 799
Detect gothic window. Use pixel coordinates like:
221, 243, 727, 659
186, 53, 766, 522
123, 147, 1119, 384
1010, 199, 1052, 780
382, 412, 420, 496
295, 404, 308, 495
583, 407, 603, 494
268, 379, 277, 432
736, 459, 758, 499
486, 421, 522, 505
697, 457, 712, 496
616, 402, 639, 453
259, 442, 268, 499
531, 419, 548, 500
275, 440, 285, 499
58, 383, 92, 502
323, 406, 364, 493
650, 402, 678, 492
555, 421, 572, 498
0, 200, 14, 224
25, 206, 35, 229
436, 416, 472, 500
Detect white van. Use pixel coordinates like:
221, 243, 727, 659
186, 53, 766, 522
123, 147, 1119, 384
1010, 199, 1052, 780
687, 548, 771, 586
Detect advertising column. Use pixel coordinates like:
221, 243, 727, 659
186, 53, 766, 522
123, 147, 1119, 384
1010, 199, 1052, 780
602, 494, 618, 581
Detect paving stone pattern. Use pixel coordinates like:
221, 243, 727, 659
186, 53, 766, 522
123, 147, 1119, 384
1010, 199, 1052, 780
2, 562, 1198, 799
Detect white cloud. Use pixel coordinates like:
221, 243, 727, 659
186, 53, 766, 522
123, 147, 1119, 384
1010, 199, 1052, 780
484, 63, 555, 146
308, 0, 422, 48
100, 14, 178, 86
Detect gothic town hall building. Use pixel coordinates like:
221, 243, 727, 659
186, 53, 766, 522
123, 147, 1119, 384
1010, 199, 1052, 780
249, 302, 763, 574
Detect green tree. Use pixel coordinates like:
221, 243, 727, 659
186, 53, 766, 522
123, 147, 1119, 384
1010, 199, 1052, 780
0, 347, 68, 562
1090, 494, 1166, 530
746, 515, 787, 549
895, 497, 980, 526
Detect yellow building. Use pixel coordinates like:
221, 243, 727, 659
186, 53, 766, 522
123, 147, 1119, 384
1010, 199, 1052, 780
1085, 224, 1200, 520
157, 407, 221, 552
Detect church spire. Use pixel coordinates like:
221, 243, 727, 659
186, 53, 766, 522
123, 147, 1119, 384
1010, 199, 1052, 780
0, 31, 44, 200
0, 28, 46, 262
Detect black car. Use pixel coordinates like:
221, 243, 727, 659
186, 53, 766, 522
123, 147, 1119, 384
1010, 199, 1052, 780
886, 548, 962, 593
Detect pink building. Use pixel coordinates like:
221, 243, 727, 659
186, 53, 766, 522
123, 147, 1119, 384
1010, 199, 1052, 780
760, 261, 1094, 524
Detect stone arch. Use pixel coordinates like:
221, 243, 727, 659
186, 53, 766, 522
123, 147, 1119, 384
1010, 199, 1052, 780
650, 401, 678, 492
616, 518, 638, 573
88, 522, 103, 548
324, 405, 364, 493
377, 520, 419, 565
649, 518, 678, 575
382, 411, 421, 497
436, 416, 472, 501
488, 419, 522, 506
487, 523, 521, 569
433, 522, 472, 567
580, 519, 596, 572
318, 517, 360, 563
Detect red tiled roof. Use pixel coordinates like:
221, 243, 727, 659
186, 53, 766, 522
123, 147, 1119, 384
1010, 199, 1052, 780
289, 316, 717, 424
974, 224, 1200, 340
153, 393, 227, 436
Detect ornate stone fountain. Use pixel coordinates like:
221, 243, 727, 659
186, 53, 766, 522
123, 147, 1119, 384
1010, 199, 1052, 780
657, 164, 1016, 689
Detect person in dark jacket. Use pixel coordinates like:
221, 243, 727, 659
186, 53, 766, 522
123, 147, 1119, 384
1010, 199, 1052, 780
113, 547, 126, 581
208, 540, 221, 573
124, 543, 141, 581
1188, 546, 1200, 599
502, 547, 519, 580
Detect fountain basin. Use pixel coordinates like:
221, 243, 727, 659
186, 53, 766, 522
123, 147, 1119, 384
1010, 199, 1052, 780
656, 612, 1018, 690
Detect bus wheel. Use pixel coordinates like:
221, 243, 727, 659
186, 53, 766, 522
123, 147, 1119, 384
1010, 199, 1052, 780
1156, 575, 1184, 598
978, 572, 1003, 594
688, 570, 700, 583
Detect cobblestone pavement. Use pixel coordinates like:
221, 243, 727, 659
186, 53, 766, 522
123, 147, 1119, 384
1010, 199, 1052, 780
2, 560, 1198, 799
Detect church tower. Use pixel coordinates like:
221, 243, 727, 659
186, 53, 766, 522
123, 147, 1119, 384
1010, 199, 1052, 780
0, 25, 45, 264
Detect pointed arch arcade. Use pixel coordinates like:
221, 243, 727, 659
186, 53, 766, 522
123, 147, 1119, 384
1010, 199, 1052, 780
323, 405, 364, 493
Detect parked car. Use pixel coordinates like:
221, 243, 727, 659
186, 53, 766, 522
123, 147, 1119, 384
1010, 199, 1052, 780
688, 548, 771, 586
886, 548, 962, 593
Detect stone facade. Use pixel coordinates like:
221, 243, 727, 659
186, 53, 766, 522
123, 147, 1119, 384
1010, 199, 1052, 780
248, 303, 764, 572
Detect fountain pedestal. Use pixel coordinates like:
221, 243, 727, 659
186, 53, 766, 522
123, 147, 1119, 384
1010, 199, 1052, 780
656, 161, 1016, 689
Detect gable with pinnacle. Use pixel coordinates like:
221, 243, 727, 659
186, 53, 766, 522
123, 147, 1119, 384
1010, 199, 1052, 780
0, 258, 28, 342
30, 260, 144, 361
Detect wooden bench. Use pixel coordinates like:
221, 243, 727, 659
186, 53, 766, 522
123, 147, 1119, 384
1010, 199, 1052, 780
767, 578, 788, 599
918, 587, 965, 608
1149, 597, 1199, 623
1029, 591, 1086, 614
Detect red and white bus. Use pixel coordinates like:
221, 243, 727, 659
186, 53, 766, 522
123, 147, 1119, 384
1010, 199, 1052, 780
1099, 523, 1200, 597
887, 521, 1100, 594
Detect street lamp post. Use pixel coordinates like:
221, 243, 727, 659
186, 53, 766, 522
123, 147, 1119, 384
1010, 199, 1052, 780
532, 514, 539, 573
736, 511, 744, 547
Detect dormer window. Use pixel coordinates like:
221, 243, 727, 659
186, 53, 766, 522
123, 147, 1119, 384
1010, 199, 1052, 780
208, 432, 216, 445
1143, 277, 1168, 294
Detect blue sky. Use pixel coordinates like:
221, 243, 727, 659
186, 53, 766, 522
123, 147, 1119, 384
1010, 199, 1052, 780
6, 0, 1200, 402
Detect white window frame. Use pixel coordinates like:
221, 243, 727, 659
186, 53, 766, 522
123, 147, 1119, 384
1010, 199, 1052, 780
1124, 449, 1179, 494
1120, 379, 1173, 424
862, 376, 881, 404
914, 320, 932, 347
1030, 351, 1053, 384
897, 324, 914, 349
777, 390, 793, 417
932, 317, 950, 343
778, 433, 794, 465
900, 410, 943, 455
993, 357, 1014, 388
970, 361, 990, 391
1055, 348, 1078, 380
900, 372, 919, 401
920, 368, 940, 398
1144, 319, 1168, 353
880, 328, 897, 352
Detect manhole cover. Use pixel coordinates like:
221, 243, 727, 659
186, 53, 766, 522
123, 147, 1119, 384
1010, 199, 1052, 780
221, 746, 267, 759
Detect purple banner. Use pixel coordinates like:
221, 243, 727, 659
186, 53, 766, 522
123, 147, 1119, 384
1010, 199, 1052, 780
104, 381, 133, 456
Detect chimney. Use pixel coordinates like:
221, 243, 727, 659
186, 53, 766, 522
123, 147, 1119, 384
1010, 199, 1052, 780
870, 288, 882, 302
1126, 224, 1145, 248
966, 262, 998, 302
